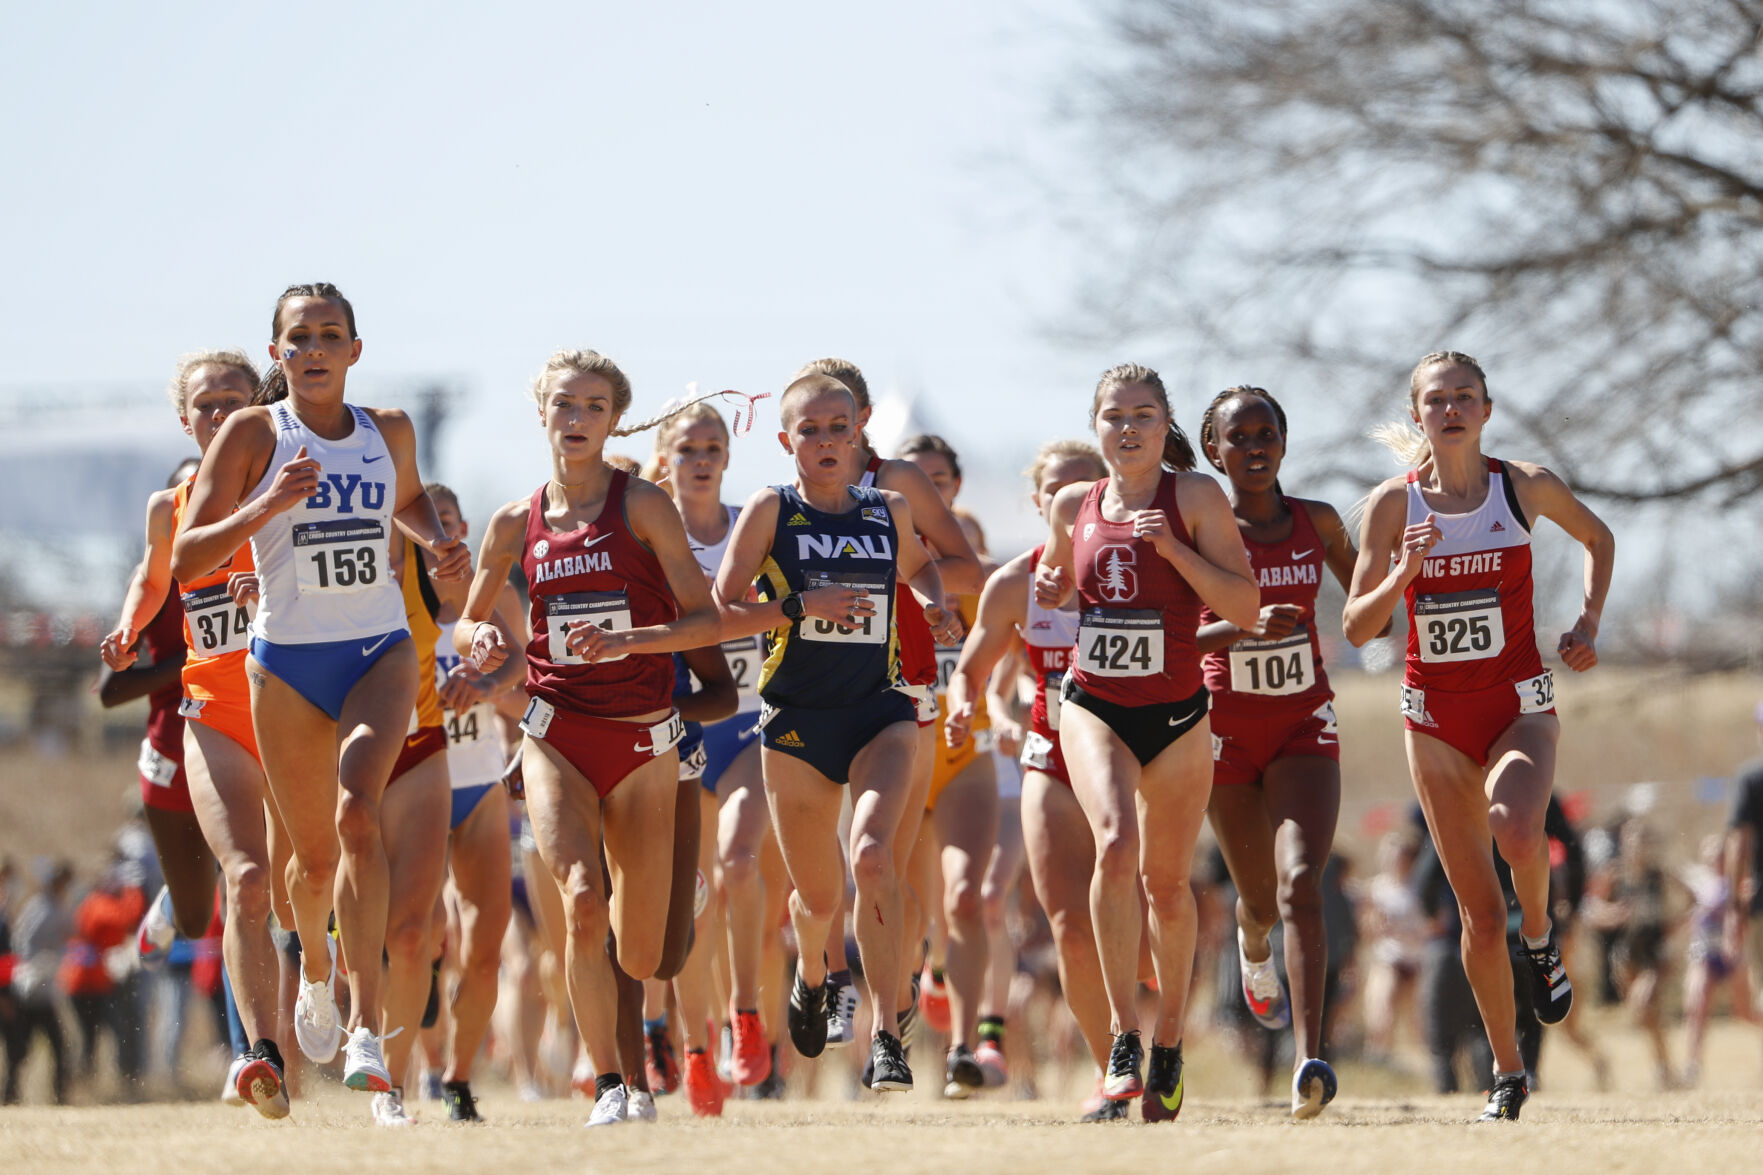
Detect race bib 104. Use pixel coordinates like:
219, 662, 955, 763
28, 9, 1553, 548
1227, 629, 1315, 696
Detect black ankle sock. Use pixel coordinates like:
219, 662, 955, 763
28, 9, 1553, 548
594, 1073, 622, 1098
252, 1038, 284, 1070
978, 1017, 1005, 1044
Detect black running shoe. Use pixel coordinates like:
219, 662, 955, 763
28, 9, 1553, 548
1103, 1030, 1144, 1101
944, 1045, 983, 1098
1080, 1097, 1131, 1123
442, 1080, 481, 1122
788, 969, 829, 1059
1141, 1042, 1184, 1122
1521, 929, 1573, 1025
1476, 1073, 1528, 1122
869, 1030, 913, 1093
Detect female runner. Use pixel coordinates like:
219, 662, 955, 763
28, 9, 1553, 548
172, 284, 470, 1093
461, 349, 721, 1128
947, 439, 1127, 1119
1195, 385, 1367, 1118
101, 351, 294, 1117
713, 373, 957, 1094
1343, 351, 1614, 1123
794, 358, 981, 1052
1036, 363, 1259, 1120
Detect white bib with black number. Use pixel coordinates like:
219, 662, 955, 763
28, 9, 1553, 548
1227, 629, 1315, 696
1515, 669, 1554, 715
1415, 589, 1506, 664
180, 583, 251, 655
1044, 671, 1064, 732
799, 571, 887, 646
720, 635, 763, 710
935, 644, 961, 698
546, 591, 633, 666
1076, 608, 1163, 678
292, 518, 386, 595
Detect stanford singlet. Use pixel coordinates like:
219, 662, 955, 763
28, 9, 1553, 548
522, 470, 677, 718
859, 456, 936, 688
1201, 498, 1330, 704
1019, 543, 1080, 743
1403, 458, 1541, 692
1068, 473, 1203, 705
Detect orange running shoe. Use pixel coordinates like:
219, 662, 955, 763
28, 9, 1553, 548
918, 967, 952, 1036
730, 1008, 772, 1086
684, 1049, 725, 1117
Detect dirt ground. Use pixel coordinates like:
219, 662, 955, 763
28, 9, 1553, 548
2, 1016, 1759, 1175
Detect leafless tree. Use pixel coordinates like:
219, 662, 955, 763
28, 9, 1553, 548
1071, 0, 1763, 505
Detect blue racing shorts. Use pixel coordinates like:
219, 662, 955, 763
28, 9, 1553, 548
248, 629, 409, 722
700, 709, 762, 795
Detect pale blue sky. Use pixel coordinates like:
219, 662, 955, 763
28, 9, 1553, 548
2, 1, 1124, 592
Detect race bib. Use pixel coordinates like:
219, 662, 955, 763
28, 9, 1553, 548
934, 644, 961, 698
546, 591, 633, 666
446, 703, 491, 747
180, 583, 250, 655
1044, 671, 1064, 733
679, 740, 708, 781
1227, 629, 1315, 696
1076, 608, 1163, 677
1415, 589, 1506, 664
292, 519, 385, 595
1021, 730, 1056, 773
720, 635, 762, 709
138, 740, 177, 787
1516, 670, 1554, 715
799, 571, 888, 645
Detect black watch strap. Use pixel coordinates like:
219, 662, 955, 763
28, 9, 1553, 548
781, 592, 805, 621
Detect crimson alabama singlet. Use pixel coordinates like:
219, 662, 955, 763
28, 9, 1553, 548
523, 470, 677, 718
1201, 498, 1330, 706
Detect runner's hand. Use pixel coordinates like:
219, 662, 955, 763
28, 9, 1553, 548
1393, 512, 1441, 584
1033, 564, 1070, 608
263, 446, 321, 514
470, 621, 510, 672
925, 604, 963, 645
803, 586, 873, 630
227, 572, 261, 610
1249, 603, 1305, 640
429, 534, 472, 582
99, 626, 138, 670
1557, 620, 1599, 672
439, 662, 491, 711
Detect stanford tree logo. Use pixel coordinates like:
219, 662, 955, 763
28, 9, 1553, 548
1094, 544, 1137, 603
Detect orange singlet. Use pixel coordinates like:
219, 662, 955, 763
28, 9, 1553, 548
172, 476, 261, 760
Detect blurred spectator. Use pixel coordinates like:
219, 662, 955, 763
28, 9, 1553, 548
5, 860, 74, 1104
1682, 832, 1756, 1085
0, 856, 18, 1097
59, 853, 147, 1097
1543, 798, 1609, 1089
1359, 829, 1427, 1064
1724, 704, 1763, 1062
1583, 817, 1681, 1089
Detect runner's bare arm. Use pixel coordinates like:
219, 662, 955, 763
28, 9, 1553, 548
882, 458, 982, 594
456, 500, 528, 672
100, 489, 179, 670
1343, 479, 1433, 646
170, 408, 295, 581
1509, 461, 1615, 672
372, 408, 470, 582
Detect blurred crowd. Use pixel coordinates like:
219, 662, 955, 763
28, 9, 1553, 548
4, 747, 1761, 1107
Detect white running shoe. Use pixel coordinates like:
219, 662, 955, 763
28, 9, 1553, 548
1238, 929, 1292, 1031
826, 978, 861, 1049
136, 886, 176, 968
294, 936, 344, 1063
372, 1088, 414, 1127
625, 1088, 657, 1122
585, 1084, 628, 1127
222, 1056, 248, 1107
343, 1026, 398, 1093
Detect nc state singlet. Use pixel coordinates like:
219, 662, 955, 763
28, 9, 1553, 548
1201, 498, 1330, 704
1068, 473, 1202, 706
1403, 458, 1542, 692
1019, 544, 1080, 743
522, 471, 677, 718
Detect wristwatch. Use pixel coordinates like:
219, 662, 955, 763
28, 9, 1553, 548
780, 592, 806, 621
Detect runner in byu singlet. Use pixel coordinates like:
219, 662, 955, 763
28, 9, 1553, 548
794, 357, 981, 1064
101, 352, 294, 1117
1195, 386, 1368, 1119
1036, 364, 1259, 1121
946, 439, 1129, 1119
459, 349, 721, 1128
713, 373, 957, 1096
172, 283, 470, 1096
1344, 351, 1614, 1123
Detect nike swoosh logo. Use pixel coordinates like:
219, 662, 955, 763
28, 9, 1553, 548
1291, 548, 1314, 560
582, 533, 613, 550
360, 633, 393, 657
362, 454, 385, 464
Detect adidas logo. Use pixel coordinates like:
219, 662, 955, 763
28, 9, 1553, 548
1490, 520, 1505, 532
774, 729, 806, 748
787, 513, 811, 527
